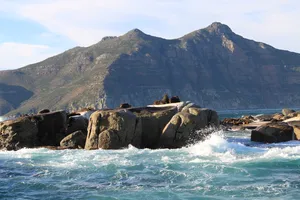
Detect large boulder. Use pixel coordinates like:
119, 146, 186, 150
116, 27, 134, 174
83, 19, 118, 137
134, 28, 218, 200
129, 106, 177, 148
251, 122, 294, 143
160, 108, 219, 148
60, 130, 86, 149
0, 110, 67, 150
0, 117, 38, 150
85, 110, 141, 149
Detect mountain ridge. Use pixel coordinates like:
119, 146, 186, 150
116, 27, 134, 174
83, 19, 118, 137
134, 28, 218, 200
1, 22, 300, 115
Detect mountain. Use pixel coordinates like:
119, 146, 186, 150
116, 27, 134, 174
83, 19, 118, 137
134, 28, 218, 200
1, 22, 300, 115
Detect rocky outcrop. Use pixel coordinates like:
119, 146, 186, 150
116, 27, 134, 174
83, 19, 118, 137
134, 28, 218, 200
0, 111, 67, 150
60, 130, 86, 149
160, 108, 219, 148
85, 102, 219, 149
221, 108, 300, 132
251, 122, 294, 143
1, 101, 219, 150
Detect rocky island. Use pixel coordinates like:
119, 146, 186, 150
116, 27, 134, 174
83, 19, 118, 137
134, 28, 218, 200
221, 108, 300, 143
0, 95, 219, 151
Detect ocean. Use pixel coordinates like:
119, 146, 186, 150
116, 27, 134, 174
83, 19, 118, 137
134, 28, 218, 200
1, 109, 300, 199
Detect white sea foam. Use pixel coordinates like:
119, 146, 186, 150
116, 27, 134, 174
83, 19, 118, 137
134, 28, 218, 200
182, 130, 300, 164
1, 129, 300, 170
0, 116, 7, 122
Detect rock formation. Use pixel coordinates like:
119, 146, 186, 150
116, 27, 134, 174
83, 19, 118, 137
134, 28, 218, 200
0, 101, 219, 150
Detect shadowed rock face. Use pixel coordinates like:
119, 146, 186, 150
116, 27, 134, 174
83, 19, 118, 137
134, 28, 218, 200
129, 106, 178, 148
0, 111, 67, 150
251, 122, 294, 143
1, 22, 300, 115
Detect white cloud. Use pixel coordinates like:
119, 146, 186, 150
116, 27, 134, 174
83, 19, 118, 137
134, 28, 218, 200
12, 0, 299, 51
0, 42, 56, 70
1, 0, 300, 70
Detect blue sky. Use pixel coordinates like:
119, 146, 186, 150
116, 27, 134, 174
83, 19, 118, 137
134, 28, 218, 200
1, 0, 300, 70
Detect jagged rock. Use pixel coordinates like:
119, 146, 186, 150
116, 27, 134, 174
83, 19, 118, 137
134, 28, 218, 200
282, 108, 295, 116
0, 111, 67, 150
60, 130, 86, 149
85, 110, 141, 149
119, 103, 132, 108
129, 106, 178, 148
251, 122, 294, 143
67, 115, 88, 135
160, 108, 219, 148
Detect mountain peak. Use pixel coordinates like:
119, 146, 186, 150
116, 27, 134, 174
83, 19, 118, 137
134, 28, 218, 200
205, 22, 233, 34
123, 28, 147, 39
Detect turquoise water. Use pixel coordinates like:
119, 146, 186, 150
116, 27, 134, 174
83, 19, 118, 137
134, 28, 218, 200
1, 110, 300, 199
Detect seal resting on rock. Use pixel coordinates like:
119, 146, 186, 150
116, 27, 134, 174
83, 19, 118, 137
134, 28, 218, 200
119, 103, 132, 108
161, 94, 170, 104
169, 96, 181, 103
38, 109, 50, 114
153, 94, 181, 105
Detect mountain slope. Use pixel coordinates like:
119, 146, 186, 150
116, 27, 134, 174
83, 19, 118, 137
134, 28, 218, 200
1, 22, 300, 115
